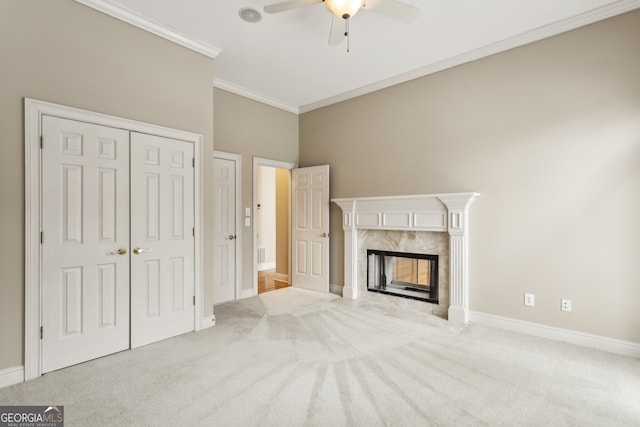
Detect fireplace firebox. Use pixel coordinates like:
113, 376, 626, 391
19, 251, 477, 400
367, 250, 439, 304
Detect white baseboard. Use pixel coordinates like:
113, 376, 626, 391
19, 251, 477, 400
329, 283, 343, 295
0, 366, 24, 389
257, 262, 276, 271
202, 314, 216, 329
469, 311, 640, 358
240, 288, 255, 299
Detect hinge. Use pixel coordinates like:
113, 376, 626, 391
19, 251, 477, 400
40, 326, 43, 340
193, 296, 196, 306
40, 232, 43, 244
40, 135, 43, 149
192, 227, 195, 237
192, 158, 195, 168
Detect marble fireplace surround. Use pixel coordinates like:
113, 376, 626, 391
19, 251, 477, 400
332, 193, 479, 325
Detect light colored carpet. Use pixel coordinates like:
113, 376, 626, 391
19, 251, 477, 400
2, 287, 639, 426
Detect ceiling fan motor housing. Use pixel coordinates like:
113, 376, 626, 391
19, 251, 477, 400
325, 0, 364, 20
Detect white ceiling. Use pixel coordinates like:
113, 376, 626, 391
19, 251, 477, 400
80, 0, 640, 113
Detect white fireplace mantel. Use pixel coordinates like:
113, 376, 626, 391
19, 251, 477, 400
332, 193, 479, 325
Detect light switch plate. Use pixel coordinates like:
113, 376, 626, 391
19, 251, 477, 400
245, 207, 251, 217
244, 218, 251, 227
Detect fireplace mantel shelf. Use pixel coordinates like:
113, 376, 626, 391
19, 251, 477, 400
332, 193, 479, 325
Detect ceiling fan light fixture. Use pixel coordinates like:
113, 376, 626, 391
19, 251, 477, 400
325, 0, 363, 19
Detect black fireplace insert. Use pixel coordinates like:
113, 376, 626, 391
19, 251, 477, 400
366, 249, 438, 303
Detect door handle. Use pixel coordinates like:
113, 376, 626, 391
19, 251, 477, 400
227, 235, 236, 240
321, 233, 329, 238
133, 247, 151, 255
110, 248, 128, 255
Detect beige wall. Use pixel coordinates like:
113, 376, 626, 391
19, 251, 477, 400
257, 166, 276, 265
300, 10, 640, 343
0, 0, 214, 370
275, 168, 290, 275
213, 88, 299, 291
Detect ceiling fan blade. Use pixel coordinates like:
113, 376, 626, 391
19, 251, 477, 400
365, 0, 419, 23
328, 14, 346, 46
264, 0, 323, 14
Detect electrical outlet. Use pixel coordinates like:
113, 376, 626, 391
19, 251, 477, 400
561, 298, 572, 312
524, 293, 535, 307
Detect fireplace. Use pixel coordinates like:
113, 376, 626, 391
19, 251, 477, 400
332, 193, 479, 325
367, 250, 439, 303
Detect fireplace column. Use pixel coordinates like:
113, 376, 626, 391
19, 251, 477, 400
338, 199, 358, 299
437, 194, 477, 325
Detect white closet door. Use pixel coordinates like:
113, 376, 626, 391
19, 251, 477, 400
213, 157, 237, 304
41, 116, 130, 373
130, 132, 195, 348
291, 165, 330, 292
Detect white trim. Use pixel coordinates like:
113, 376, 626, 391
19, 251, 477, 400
252, 157, 298, 298
213, 151, 243, 303
214, 79, 299, 114
24, 100, 41, 382
299, 0, 640, 113
202, 315, 216, 329
74, 0, 221, 59
469, 311, 640, 359
194, 130, 204, 333
0, 366, 24, 389
24, 98, 205, 380
240, 288, 255, 299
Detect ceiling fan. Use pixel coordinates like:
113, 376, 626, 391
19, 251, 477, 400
263, 0, 419, 50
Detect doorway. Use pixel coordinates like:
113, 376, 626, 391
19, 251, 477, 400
252, 157, 296, 295
256, 165, 291, 294
252, 158, 330, 296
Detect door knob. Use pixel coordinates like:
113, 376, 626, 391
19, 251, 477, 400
133, 247, 151, 255
321, 233, 329, 238
110, 248, 128, 255
227, 235, 236, 240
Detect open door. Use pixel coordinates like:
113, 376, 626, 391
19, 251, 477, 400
291, 165, 330, 292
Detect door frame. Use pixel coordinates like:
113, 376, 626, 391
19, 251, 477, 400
24, 98, 205, 380
251, 157, 297, 298
213, 151, 242, 302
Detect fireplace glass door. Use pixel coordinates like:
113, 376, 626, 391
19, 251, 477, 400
367, 250, 438, 303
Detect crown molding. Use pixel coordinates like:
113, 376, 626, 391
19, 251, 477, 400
74, 0, 221, 59
213, 78, 300, 114
299, 0, 640, 113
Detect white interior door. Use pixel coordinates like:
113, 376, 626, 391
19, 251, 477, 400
130, 132, 195, 348
291, 165, 330, 292
213, 157, 237, 304
41, 116, 130, 373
